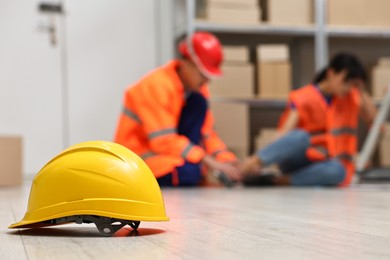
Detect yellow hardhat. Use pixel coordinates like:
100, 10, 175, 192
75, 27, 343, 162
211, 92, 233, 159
9, 141, 168, 236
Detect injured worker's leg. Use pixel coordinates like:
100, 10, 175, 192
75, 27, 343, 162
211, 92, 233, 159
243, 159, 345, 187
241, 129, 346, 187
241, 130, 311, 175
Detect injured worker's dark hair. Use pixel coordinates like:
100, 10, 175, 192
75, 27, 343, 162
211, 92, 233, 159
313, 53, 367, 84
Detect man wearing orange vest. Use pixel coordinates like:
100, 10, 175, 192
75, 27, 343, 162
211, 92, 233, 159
241, 53, 377, 187
114, 32, 241, 186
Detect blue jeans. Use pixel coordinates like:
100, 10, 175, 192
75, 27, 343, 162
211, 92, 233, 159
157, 92, 207, 187
258, 130, 346, 186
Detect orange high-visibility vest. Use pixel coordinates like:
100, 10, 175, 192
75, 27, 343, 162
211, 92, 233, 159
114, 60, 236, 179
279, 84, 361, 186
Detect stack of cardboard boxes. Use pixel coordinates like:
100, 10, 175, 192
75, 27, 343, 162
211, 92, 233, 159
204, 0, 390, 28
209, 46, 253, 160
205, 0, 261, 25
257, 44, 292, 99
265, 0, 313, 26
328, 0, 390, 27
254, 128, 278, 152
0, 136, 22, 186
203, 0, 313, 26
210, 45, 254, 98
210, 102, 249, 160
380, 124, 390, 167
372, 58, 390, 100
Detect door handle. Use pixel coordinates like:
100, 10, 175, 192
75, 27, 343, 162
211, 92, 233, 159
37, 2, 62, 47
38, 2, 63, 14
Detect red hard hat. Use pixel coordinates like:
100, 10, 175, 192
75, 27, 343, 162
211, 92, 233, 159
179, 32, 223, 79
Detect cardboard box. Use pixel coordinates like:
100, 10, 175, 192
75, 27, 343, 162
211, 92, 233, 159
266, 0, 313, 25
254, 128, 278, 151
372, 65, 390, 99
208, 0, 259, 6
0, 136, 22, 186
255, 139, 273, 152
380, 139, 390, 167
258, 62, 292, 99
207, 7, 261, 25
210, 102, 249, 159
328, 0, 390, 27
207, 0, 259, 9
368, 0, 390, 27
210, 63, 254, 98
379, 57, 390, 67
328, 0, 365, 26
257, 44, 289, 63
384, 124, 390, 136
260, 128, 278, 140
223, 46, 250, 63
229, 146, 249, 161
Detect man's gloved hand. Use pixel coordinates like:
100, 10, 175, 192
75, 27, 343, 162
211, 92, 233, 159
203, 155, 242, 186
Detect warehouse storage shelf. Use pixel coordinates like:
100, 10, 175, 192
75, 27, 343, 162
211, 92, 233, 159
211, 96, 287, 108
195, 21, 390, 39
187, 0, 329, 77
195, 21, 316, 36
327, 26, 390, 38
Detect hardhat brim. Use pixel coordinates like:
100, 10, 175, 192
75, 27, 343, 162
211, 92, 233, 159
9, 199, 169, 229
203, 66, 222, 78
9, 211, 169, 229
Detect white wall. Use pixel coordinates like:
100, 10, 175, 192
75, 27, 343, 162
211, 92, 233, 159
0, 0, 166, 175
65, 0, 158, 145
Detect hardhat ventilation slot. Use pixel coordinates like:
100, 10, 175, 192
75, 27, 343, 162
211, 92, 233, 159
48, 215, 140, 237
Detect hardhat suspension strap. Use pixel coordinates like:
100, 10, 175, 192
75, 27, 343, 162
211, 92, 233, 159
49, 215, 141, 237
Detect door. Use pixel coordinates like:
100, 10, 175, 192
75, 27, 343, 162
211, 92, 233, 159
0, 0, 64, 175
0, 0, 162, 175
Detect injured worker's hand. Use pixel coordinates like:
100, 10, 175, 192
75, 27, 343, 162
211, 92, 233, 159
202, 155, 242, 181
241, 155, 262, 175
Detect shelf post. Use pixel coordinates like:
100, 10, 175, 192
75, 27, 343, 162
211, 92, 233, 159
315, 0, 328, 71
357, 85, 390, 175
186, 0, 195, 37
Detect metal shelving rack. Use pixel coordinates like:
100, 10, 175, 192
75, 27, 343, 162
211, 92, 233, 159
327, 26, 390, 38
185, 0, 390, 106
194, 22, 316, 36
186, 0, 390, 72
186, 0, 329, 72
185, 0, 390, 176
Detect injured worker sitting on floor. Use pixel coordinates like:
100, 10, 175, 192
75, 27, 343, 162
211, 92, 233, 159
241, 53, 377, 187
114, 32, 241, 187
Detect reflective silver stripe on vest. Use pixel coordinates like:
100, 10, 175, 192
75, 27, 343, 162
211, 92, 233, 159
140, 152, 156, 160
123, 107, 141, 123
331, 127, 357, 136
336, 153, 354, 162
148, 128, 176, 139
181, 143, 194, 158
